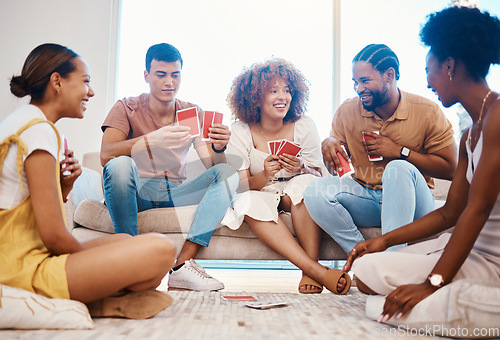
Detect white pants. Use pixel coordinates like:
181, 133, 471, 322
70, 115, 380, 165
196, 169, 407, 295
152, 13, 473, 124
352, 233, 500, 295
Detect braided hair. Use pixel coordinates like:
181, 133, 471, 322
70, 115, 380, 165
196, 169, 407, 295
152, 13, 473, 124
353, 44, 400, 80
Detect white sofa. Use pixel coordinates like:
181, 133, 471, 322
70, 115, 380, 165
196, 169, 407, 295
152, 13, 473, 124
67, 152, 451, 260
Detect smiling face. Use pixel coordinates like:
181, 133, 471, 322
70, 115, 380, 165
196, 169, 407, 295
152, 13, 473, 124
352, 61, 391, 111
59, 57, 94, 119
259, 78, 292, 121
425, 51, 457, 108
144, 59, 181, 104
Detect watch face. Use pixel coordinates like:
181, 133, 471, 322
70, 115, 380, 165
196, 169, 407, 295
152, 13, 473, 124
401, 147, 410, 157
430, 274, 443, 286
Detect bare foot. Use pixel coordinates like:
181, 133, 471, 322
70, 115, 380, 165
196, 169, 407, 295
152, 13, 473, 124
298, 274, 323, 294
337, 276, 347, 293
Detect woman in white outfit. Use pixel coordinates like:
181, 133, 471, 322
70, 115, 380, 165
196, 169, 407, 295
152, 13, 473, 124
343, 6, 500, 321
223, 58, 350, 294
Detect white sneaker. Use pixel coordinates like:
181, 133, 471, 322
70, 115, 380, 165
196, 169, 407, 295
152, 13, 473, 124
168, 259, 224, 291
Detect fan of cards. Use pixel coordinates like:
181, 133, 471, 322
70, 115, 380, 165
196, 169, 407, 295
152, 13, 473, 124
176, 107, 223, 141
267, 139, 302, 157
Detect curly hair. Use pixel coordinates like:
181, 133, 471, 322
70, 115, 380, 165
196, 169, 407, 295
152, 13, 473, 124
420, 6, 500, 81
227, 58, 309, 124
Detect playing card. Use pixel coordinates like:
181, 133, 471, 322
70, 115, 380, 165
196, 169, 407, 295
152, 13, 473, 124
177, 107, 200, 137
221, 295, 257, 302
245, 301, 287, 309
202, 111, 215, 140
213, 111, 223, 124
276, 140, 301, 157
202, 111, 224, 141
336, 145, 354, 179
61, 134, 70, 176
267, 140, 276, 154
362, 131, 383, 161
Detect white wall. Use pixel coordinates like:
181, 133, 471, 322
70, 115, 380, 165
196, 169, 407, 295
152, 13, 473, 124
0, 0, 118, 159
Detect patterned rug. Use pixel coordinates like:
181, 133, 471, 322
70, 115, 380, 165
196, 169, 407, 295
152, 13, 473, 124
1, 289, 442, 340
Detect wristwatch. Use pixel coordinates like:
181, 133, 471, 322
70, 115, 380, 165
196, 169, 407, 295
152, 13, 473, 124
427, 273, 444, 288
400, 146, 411, 160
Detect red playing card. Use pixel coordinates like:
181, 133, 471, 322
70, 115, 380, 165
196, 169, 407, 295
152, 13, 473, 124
267, 140, 277, 154
221, 295, 257, 301
336, 146, 354, 178
276, 140, 301, 157
362, 131, 383, 161
202, 111, 215, 140
177, 107, 200, 137
202, 111, 224, 140
213, 111, 223, 124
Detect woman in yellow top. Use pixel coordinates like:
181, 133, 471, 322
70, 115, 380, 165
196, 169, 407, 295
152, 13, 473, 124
0, 43, 176, 319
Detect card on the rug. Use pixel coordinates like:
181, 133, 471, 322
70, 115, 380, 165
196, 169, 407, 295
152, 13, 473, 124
245, 301, 287, 309
177, 107, 200, 137
221, 295, 257, 302
276, 140, 301, 157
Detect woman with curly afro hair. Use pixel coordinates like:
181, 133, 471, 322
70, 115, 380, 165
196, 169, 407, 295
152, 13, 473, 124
344, 6, 500, 324
221, 58, 351, 295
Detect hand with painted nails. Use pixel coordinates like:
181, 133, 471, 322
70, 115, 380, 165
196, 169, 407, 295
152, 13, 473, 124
343, 237, 388, 272
378, 282, 439, 322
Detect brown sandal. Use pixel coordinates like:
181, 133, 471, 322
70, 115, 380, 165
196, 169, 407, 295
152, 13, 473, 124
86, 290, 173, 319
298, 275, 323, 294
323, 269, 351, 295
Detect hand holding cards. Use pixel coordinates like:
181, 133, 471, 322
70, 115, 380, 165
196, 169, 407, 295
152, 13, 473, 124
267, 139, 301, 157
336, 145, 354, 179
202, 111, 224, 141
362, 131, 383, 161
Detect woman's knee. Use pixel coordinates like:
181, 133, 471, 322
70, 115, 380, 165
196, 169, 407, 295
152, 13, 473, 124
139, 233, 177, 267
354, 275, 377, 295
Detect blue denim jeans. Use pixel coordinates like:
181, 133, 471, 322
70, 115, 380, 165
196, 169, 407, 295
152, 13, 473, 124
102, 156, 238, 247
304, 160, 435, 253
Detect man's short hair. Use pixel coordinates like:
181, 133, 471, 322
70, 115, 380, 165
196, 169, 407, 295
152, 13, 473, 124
145, 43, 183, 72
353, 44, 400, 80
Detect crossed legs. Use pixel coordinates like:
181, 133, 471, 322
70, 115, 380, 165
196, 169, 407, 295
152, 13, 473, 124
66, 233, 176, 303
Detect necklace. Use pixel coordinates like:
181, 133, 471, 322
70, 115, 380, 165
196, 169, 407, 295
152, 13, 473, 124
469, 89, 494, 150
258, 123, 281, 141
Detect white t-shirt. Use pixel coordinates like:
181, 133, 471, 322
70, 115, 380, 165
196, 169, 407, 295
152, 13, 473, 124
0, 105, 60, 209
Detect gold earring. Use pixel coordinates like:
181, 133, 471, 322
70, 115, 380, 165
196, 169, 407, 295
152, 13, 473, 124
448, 71, 453, 81
57, 89, 61, 95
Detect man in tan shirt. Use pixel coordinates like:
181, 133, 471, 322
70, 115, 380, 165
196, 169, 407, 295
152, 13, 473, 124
100, 43, 238, 291
304, 44, 457, 253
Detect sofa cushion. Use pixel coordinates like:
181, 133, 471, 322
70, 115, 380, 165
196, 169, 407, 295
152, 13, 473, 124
0, 285, 93, 330
74, 198, 382, 240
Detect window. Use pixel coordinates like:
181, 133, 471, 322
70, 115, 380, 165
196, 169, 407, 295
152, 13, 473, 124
116, 0, 334, 137
340, 0, 500, 137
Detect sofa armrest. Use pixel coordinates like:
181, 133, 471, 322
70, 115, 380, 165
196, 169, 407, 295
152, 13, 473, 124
70, 167, 104, 212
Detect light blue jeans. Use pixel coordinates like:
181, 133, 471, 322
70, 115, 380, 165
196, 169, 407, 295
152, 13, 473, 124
303, 160, 435, 253
103, 156, 238, 247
